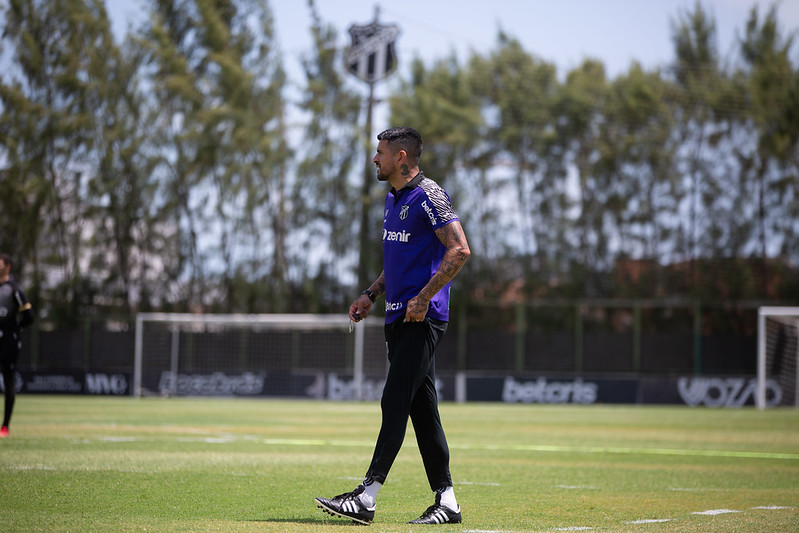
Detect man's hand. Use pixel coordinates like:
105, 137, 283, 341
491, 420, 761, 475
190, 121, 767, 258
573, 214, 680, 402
349, 294, 373, 322
404, 295, 429, 323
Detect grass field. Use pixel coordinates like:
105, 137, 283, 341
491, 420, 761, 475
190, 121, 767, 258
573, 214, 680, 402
1, 396, 797, 532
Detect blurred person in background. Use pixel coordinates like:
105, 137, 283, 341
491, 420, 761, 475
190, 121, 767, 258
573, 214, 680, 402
0, 253, 35, 437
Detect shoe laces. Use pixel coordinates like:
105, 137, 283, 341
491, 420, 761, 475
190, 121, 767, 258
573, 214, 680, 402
417, 503, 444, 519
334, 485, 364, 502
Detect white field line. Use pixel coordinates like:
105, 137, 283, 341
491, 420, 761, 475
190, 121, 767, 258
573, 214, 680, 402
751, 505, 794, 510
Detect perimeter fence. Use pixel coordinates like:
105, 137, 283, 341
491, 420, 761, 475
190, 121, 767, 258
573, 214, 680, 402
18, 299, 760, 378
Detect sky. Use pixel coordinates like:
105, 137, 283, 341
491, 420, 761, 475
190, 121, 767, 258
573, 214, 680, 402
104, 0, 799, 139
108, 0, 799, 83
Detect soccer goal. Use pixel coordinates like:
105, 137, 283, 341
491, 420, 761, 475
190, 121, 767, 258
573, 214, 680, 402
133, 313, 386, 400
757, 307, 799, 409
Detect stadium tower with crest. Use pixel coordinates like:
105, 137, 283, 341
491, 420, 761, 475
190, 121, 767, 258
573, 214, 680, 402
346, 7, 400, 291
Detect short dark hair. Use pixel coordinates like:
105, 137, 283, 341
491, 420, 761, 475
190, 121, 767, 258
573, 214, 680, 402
377, 127, 423, 163
0, 253, 12, 268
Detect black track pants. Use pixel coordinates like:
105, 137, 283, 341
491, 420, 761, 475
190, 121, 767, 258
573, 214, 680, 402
365, 316, 452, 491
0, 329, 19, 428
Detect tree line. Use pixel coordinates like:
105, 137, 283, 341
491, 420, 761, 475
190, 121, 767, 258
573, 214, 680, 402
0, 0, 797, 326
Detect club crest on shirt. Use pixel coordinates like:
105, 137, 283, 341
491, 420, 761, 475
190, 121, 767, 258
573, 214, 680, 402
399, 205, 409, 220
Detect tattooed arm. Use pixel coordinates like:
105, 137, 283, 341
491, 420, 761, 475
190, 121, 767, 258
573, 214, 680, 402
405, 221, 471, 322
368, 271, 386, 300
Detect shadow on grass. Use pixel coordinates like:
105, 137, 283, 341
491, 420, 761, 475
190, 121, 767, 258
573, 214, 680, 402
246, 518, 365, 527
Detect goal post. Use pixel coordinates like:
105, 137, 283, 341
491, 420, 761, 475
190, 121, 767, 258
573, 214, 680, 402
133, 313, 384, 399
757, 306, 799, 409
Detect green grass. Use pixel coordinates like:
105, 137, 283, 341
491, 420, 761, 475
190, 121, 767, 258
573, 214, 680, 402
1, 396, 798, 532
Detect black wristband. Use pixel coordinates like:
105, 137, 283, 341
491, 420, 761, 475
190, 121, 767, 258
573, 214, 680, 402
361, 289, 376, 303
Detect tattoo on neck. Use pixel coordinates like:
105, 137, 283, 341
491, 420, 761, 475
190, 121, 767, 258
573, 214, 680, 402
401, 164, 410, 176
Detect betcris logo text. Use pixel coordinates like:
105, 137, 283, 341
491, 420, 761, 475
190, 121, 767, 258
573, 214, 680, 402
385, 301, 404, 312
383, 229, 411, 242
422, 200, 437, 226
502, 376, 597, 404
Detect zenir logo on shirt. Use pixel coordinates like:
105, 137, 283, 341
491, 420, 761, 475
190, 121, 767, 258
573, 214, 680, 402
383, 229, 411, 242
399, 205, 409, 220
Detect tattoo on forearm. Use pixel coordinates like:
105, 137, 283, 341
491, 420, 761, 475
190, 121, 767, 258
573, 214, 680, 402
420, 251, 467, 300
370, 272, 386, 298
418, 223, 470, 302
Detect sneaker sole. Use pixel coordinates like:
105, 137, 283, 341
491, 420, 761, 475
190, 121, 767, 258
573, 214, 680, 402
315, 498, 372, 525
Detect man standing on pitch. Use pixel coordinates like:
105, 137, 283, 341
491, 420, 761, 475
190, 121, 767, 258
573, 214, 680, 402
315, 127, 471, 525
0, 253, 34, 437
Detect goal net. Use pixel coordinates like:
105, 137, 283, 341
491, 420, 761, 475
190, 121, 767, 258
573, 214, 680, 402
133, 313, 386, 400
757, 307, 799, 409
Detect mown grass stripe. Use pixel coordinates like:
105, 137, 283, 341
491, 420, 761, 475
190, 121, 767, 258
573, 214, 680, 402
69, 434, 799, 461
452, 442, 799, 461
258, 438, 799, 461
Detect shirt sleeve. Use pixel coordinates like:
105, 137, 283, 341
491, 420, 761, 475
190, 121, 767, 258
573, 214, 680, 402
420, 179, 458, 229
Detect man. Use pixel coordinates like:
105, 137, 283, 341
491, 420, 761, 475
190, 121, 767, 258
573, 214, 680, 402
315, 127, 471, 525
0, 253, 34, 437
